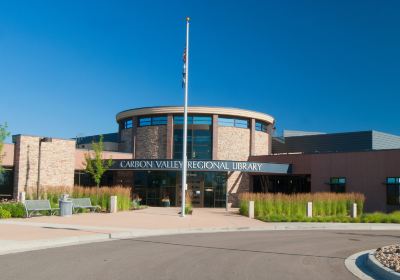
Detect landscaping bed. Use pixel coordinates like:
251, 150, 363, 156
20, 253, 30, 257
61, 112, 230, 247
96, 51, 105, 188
239, 192, 400, 223
375, 244, 400, 273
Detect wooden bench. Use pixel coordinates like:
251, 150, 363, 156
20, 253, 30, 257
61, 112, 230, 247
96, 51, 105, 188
71, 198, 101, 213
24, 200, 59, 218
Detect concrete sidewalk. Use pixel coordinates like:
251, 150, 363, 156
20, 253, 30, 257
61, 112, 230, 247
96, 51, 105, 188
1, 207, 400, 255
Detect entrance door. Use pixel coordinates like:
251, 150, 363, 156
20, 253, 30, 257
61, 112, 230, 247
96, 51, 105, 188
176, 172, 205, 207
187, 176, 204, 207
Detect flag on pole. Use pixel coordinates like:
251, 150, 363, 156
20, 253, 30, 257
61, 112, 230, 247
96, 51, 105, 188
182, 48, 186, 88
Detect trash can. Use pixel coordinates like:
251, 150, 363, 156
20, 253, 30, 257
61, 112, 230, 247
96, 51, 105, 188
59, 194, 73, 217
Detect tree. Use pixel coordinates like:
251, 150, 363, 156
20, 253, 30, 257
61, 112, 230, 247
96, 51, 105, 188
84, 135, 113, 194
0, 123, 10, 174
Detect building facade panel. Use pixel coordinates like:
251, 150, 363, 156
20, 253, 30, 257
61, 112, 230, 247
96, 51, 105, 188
254, 150, 400, 212
254, 131, 269, 156
217, 126, 251, 161
119, 128, 133, 153
1, 143, 14, 167
13, 135, 75, 197
135, 126, 167, 159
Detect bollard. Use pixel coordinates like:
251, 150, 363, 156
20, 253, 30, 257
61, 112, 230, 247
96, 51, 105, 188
248, 200, 255, 219
351, 203, 357, 218
18, 192, 26, 203
110, 196, 118, 213
307, 201, 313, 218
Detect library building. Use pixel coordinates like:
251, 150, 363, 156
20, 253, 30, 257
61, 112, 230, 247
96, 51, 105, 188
1, 106, 400, 212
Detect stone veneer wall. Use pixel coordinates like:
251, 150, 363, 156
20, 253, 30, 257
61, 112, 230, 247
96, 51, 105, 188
119, 128, 132, 153
217, 126, 250, 161
217, 126, 251, 206
254, 131, 270, 156
13, 135, 75, 198
135, 126, 167, 159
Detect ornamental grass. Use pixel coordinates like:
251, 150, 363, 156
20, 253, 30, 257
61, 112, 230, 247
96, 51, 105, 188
239, 192, 365, 221
27, 185, 131, 211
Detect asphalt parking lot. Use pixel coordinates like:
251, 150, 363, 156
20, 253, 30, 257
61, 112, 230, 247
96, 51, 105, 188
1, 230, 399, 280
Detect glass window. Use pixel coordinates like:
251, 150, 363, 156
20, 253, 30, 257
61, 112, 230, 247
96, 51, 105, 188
255, 121, 268, 132
387, 185, 400, 205
133, 171, 177, 206
125, 119, 133, 129
235, 119, 248, 128
387, 177, 400, 184
0, 169, 14, 197
120, 118, 133, 129
174, 115, 211, 125
152, 116, 168, 125
193, 116, 212, 125
139, 117, 151, 127
329, 177, 346, 193
138, 116, 167, 127
218, 117, 234, 127
386, 177, 400, 205
218, 117, 249, 128
173, 115, 213, 160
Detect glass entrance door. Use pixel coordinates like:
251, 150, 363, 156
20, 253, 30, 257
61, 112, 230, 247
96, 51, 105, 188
176, 171, 227, 208
187, 174, 204, 207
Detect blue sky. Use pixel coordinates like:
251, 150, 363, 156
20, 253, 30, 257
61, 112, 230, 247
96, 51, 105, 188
1, 0, 399, 142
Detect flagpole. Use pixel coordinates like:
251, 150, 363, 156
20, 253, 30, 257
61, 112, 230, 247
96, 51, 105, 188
181, 17, 190, 217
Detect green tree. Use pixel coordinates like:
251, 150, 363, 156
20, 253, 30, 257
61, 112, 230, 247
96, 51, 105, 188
0, 123, 10, 174
84, 135, 113, 195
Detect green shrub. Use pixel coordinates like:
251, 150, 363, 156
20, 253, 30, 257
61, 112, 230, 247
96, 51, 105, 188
0, 203, 26, 218
360, 211, 400, 223
0, 207, 12, 219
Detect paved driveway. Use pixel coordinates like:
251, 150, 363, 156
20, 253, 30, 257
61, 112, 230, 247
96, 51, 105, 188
2, 230, 399, 280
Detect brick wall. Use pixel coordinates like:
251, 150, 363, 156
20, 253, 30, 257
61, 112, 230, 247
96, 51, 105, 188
135, 126, 167, 159
13, 135, 75, 197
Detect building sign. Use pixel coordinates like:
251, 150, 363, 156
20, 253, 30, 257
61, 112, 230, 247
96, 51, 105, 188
109, 159, 291, 174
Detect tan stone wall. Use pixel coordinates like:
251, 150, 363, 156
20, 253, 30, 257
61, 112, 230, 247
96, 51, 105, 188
135, 126, 167, 159
119, 128, 133, 153
227, 171, 250, 207
13, 135, 75, 197
217, 126, 250, 161
254, 131, 270, 155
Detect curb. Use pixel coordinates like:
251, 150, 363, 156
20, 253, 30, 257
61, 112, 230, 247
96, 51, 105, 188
366, 251, 400, 280
345, 250, 375, 280
345, 249, 400, 280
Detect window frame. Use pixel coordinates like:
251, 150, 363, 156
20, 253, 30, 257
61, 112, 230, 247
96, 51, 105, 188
329, 177, 346, 193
